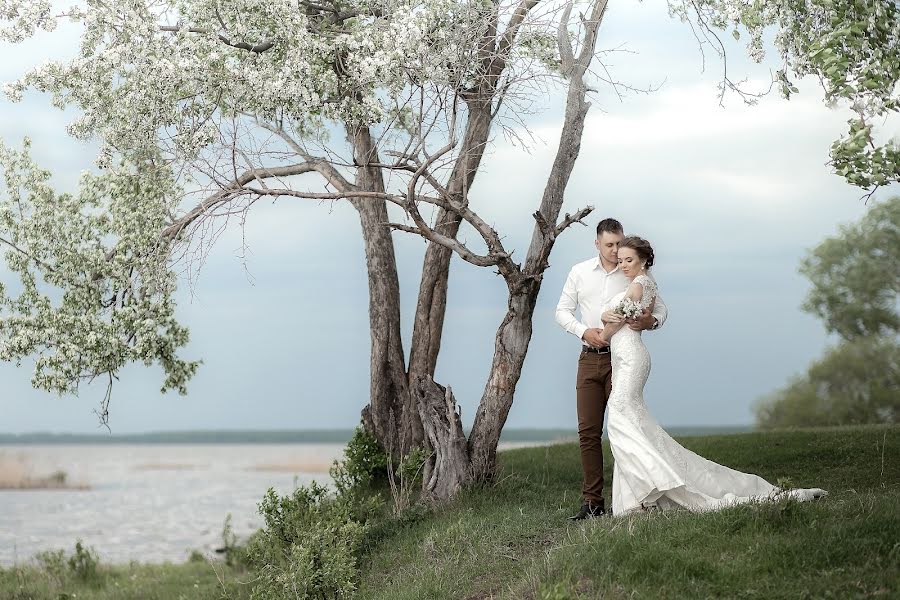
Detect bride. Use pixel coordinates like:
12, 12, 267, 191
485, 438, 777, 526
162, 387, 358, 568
598, 236, 827, 515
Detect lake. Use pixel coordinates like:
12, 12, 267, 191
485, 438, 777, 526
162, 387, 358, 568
0, 441, 549, 566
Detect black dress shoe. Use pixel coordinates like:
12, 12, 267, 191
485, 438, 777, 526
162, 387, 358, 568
568, 501, 606, 520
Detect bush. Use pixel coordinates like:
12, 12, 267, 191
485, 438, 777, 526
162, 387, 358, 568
755, 336, 900, 428
34, 549, 67, 585
34, 540, 102, 587
242, 425, 414, 599
246, 483, 370, 600
188, 549, 205, 563
67, 540, 100, 584
329, 426, 387, 494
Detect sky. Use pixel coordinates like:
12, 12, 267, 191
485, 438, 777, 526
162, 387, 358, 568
0, 0, 897, 434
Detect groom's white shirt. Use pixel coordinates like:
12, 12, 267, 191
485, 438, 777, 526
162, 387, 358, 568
555, 256, 668, 342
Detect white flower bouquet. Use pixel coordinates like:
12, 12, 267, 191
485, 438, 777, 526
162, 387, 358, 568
614, 297, 643, 320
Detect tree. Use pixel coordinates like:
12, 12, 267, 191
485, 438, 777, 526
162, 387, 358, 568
0, 0, 605, 498
1, 0, 898, 499
755, 196, 900, 429
800, 195, 900, 340
754, 336, 899, 428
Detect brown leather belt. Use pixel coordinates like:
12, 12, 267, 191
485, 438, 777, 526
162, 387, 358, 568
582, 345, 610, 354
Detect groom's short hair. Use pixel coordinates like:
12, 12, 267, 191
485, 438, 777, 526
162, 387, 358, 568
596, 218, 623, 236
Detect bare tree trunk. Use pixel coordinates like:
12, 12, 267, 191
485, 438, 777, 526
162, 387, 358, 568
467, 0, 606, 484
421, 0, 608, 493
407, 1, 544, 455
407, 99, 492, 388
349, 126, 413, 458
467, 279, 540, 480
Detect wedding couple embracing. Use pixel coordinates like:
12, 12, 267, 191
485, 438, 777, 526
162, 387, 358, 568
555, 218, 827, 519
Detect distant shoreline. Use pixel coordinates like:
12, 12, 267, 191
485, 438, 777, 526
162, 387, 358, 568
0, 426, 753, 445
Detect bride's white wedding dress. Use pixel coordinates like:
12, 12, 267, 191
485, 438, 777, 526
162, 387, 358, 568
606, 274, 826, 515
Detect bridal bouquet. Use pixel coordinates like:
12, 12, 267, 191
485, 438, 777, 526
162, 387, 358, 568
614, 297, 643, 320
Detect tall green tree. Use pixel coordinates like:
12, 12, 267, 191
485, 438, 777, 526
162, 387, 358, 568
800, 195, 900, 340
756, 196, 900, 429
755, 336, 899, 428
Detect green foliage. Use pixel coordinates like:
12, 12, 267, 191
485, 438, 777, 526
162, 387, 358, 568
396, 447, 428, 484
66, 541, 100, 584
250, 523, 363, 600
758, 196, 900, 429
2, 557, 253, 599
329, 426, 387, 495
0, 139, 199, 417
537, 581, 583, 600
33, 549, 67, 585
755, 336, 899, 429
187, 549, 205, 563
31, 540, 102, 589
219, 513, 252, 569
221, 426, 391, 599
678, 0, 900, 191
245, 483, 370, 600
800, 196, 900, 339
517, 31, 562, 75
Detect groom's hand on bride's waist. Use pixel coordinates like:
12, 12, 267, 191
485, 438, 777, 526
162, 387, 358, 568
627, 309, 656, 331
581, 328, 608, 348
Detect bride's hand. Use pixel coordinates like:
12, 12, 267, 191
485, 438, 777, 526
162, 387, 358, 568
602, 310, 624, 324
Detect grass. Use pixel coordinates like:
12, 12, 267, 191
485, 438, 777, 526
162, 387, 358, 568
2, 425, 897, 599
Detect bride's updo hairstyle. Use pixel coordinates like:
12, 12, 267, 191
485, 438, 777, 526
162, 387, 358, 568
619, 236, 654, 269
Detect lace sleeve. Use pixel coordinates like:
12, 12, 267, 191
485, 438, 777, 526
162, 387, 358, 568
633, 274, 658, 310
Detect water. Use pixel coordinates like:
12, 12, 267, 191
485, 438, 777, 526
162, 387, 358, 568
0, 441, 546, 566
0, 444, 346, 566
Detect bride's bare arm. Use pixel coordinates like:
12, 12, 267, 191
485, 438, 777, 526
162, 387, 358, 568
599, 320, 626, 343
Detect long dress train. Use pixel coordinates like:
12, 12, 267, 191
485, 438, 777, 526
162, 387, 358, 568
605, 274, 826, 515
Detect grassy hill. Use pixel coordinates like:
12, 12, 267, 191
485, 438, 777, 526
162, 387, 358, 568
2, 425, 897, 599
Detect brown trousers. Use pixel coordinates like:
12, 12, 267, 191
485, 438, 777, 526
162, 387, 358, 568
576, 350, 613, 504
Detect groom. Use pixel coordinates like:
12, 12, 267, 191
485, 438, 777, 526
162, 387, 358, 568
555, 218, 668, 519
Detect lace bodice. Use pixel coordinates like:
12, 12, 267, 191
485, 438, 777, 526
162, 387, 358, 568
632, 274, 658, 310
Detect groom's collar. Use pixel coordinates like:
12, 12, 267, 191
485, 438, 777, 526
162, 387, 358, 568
593, 257, 620, 274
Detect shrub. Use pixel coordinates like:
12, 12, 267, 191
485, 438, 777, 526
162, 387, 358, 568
250, 521, 364, 600
245, 483, 371, 600
67, 540, 100, 584
329, 426, 387, 495
218, 513, 253, 569
34, 541, 102, 587
34, 549, 67, 585
188, 549, 205, 563
755, 336, 899, 428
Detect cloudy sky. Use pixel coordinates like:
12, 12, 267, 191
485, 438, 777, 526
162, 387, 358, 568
1, 0, 897, 434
